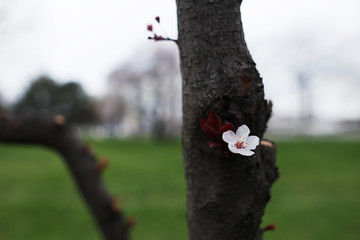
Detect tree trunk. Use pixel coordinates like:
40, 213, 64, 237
176, 1, 278, 239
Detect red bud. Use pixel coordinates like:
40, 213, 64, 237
53, 114, 66, 125
264, 223, 276, 231
127, 216, 137, 228
155, 16, 160, 23
111, 199, 122, 213
96, 158, 109, 173
154, 34, 165, 41
147, 24, 153, 32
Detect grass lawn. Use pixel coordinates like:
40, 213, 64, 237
0, 138, 359, 240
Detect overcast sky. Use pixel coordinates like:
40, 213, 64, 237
0, 0, 359, 121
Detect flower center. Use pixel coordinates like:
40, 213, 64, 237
234, 140, 244, 149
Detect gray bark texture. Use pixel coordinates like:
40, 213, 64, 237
176, 0, 278, 240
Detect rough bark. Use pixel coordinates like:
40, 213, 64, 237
0, 114, 130, 240
176, 1, 278, 240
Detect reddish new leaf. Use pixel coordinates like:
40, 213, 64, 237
207, 110, 223, 131
202, 123, 220, 142
200, 110, 234, 150
219, 122, 234, 134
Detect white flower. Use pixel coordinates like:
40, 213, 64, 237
222, 124, 259, 156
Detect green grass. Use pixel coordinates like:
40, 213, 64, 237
263, 139, 360, 240
0, 138, 359, 240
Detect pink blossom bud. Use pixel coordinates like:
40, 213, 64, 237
96, 157, 109, 173
127, 217, 137, 228
147, 24, 153, 32
264, 223, 276, 231
154, 34, 165, 41
111, 199, 122, 213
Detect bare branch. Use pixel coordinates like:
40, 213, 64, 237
0, 113, 130, 240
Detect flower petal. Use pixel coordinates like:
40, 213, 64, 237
222, 130, 236, 144
239, 148, 255, 156
236, 124, 250, 138
246, 136, 260, 150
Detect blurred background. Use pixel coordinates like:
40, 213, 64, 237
0, 0, 359, 240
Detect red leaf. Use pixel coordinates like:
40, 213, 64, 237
202, 123, 220, 142
147, 24, 153, 32
200, 110, 234, 150
200, 118, 207, 131
207, 110, 223, 130
219, 122, 234, 134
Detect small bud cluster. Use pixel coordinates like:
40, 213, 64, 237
147, 16, 177, 43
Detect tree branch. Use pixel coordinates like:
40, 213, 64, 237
0, 113, 130, 240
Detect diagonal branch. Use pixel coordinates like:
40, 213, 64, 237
0, 113, 130, 240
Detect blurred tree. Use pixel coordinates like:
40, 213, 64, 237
95, 95, 127, 137
108, 46, 181, 139
14, 76, 98, 125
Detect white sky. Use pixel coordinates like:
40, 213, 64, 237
0, 0, 359, 121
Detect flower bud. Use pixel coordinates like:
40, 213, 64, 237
264, 223, 276, 231
96, 157, 109, 173
147, 24, 153, 32
53, 114, 66, 125
127, 216, 137, 228
111, 198, 122, 213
